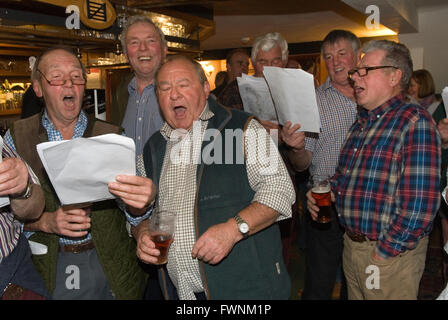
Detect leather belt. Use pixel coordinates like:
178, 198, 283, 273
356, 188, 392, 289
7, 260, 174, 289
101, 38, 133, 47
58, 240, 95, 254
345, 229, 369, 243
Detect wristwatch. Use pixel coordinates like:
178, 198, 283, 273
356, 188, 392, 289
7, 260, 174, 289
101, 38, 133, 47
233, 215, 249, 239
12, 180, 33, 200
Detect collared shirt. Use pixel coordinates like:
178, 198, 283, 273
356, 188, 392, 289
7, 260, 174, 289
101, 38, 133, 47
121, 77, 164, 158
333, 94, 441, 258
0, 132, 40, 263
158, 102, 294, 300
305, 77, 358, 180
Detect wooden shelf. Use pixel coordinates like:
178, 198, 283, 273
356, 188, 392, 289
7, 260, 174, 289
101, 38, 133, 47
0, 109, 21, 116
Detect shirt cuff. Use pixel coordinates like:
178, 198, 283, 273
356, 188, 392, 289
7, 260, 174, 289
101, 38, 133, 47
124, 205, 154, 227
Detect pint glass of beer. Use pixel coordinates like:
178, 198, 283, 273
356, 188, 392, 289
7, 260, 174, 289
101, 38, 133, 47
311, 177, 332, 223
149, 210, 176, 264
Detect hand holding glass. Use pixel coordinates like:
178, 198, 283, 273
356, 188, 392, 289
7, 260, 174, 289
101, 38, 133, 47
311, 177, 332, 223
149, 210, 176, 264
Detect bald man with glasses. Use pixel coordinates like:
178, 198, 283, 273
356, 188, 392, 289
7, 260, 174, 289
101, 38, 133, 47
3, 46, 150, 300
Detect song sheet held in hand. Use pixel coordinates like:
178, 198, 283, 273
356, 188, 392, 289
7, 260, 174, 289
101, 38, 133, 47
37, 134, 136, 205
237, 67, 321, 133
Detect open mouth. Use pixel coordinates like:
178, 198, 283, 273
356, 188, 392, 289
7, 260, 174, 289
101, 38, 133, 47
173, 105, 187, 117
63, 95, 74, 101
354, 85, 365, 95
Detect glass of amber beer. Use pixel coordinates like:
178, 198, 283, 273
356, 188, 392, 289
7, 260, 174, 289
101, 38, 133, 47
311, 177, 332, 223
149, 210, 176, 264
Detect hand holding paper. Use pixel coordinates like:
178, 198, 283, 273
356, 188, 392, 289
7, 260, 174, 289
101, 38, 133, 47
37, 134, 136, 205
108, 175, 157, 216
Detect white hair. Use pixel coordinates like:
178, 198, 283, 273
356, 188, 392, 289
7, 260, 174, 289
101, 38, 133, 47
251, 32, 288, 62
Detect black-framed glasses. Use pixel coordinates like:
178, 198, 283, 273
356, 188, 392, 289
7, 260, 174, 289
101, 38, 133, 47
348, 66, 399, 79
37, 69, 86, 86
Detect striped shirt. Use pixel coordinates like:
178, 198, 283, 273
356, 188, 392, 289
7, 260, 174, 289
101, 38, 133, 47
121, 77, 164, 158
0, 138, 39, 263
305, 78, 358, 180
159, 103, 294, 300
333, 94, 441, 258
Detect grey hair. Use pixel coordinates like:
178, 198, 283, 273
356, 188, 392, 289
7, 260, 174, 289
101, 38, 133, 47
31, 46, 86, 82
362, 40, 413, 91
251, 32, 289, 62
155, 55, 208, 88
321, 29, 360, 55
120, 15, 166, 56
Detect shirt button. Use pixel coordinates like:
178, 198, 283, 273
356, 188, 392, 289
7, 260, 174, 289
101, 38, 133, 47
338, 192, 341, 195
138, 117, 142, 121
346, 170, 350, 174
354, 148, 357, 152
137, 136, 141, 140
136, 100, 139, 104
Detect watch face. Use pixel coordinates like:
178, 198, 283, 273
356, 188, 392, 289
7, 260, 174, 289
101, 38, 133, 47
239, 222, 249, 234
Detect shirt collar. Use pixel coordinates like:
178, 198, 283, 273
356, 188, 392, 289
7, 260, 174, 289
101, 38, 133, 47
358, 93, 406, 123
128, 76, 155, 95
160, 101, 214, 141
42, 108, 88, 139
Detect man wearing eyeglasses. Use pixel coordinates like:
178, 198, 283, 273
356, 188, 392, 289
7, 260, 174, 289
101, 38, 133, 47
281, 30, 360, 300
306, 40, 441, 300
3, 46, 150, 299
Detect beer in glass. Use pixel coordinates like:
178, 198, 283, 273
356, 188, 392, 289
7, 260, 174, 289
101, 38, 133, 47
149, 210, 176, 264
311, 177, 332, 223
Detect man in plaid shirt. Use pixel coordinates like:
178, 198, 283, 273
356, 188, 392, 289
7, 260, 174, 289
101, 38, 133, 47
307, 40, 441, 299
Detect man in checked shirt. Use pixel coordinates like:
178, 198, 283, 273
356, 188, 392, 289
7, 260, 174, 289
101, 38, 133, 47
307, 40, 441, 300
124, 55, 296, 300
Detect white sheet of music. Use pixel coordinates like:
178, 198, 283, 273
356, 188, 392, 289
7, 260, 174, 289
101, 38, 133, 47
37, 134, 136, 206
263, 66, 321, 133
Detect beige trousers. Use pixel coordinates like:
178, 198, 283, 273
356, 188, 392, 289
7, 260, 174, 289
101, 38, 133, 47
342, 233, 428, 300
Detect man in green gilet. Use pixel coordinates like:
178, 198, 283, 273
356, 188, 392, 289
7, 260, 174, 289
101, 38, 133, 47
6, 47, 155, 299
111, 55, 295, 300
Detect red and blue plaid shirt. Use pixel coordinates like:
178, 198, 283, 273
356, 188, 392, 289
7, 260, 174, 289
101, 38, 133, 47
332, 94, 441, 258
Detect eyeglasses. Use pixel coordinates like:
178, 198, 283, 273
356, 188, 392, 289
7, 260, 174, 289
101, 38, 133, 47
347, 66, 399, 79
37, 69, 86, 86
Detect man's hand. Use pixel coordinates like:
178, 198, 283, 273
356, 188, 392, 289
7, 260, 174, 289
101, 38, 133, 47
27, 206, 91, 238
438, 118, 448, 146
135, 222, 162, 264
191, 220, 239, 265
306, 189, 335, 221
281, 121, 305, 151
108, 175, 156, 215
0, 158, 29, 197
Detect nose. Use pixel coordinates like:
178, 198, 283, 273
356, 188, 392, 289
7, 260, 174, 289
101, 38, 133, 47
138, 40, 148, 51
169, 86, 181, 100
62, 78, 74, 87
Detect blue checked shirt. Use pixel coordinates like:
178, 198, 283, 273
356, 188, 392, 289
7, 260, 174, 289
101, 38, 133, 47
121, 77, 164, 158
305, 78, 358, 180
4, 110, 151, 245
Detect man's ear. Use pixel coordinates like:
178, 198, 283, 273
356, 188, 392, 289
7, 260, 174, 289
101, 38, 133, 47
391, 69, 402, 87
32, 79, 43, 98
203, 80, 210, 98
